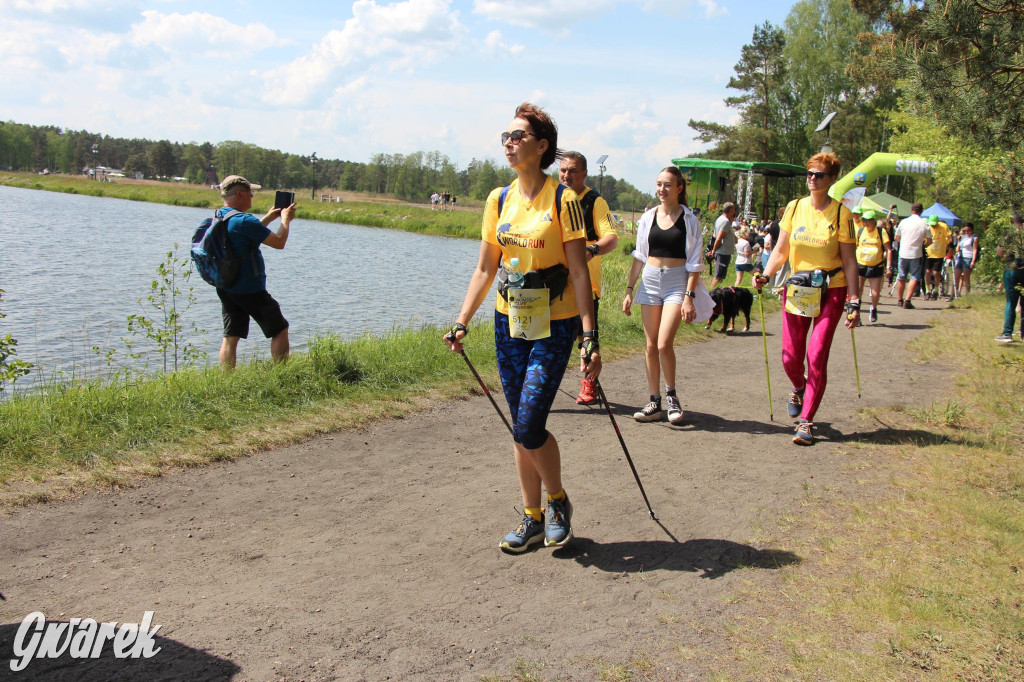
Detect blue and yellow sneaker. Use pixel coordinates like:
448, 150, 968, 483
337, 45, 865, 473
544, 494, 573, 548
499, 511, 545, 554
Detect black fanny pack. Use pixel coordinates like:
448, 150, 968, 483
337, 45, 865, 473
497, 263, 569, 301
786, 266, 842, 289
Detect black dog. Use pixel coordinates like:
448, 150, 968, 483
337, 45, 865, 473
706, 286, 754, 333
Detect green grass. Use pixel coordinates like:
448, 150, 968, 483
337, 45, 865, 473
0, 171, 482, 239
709, 294, 1024, 680
0, 184, 777, 502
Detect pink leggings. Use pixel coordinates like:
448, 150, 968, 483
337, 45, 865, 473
781, 287, 846, 422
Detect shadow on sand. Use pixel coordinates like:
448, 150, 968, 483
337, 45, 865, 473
553, 537, 801, 579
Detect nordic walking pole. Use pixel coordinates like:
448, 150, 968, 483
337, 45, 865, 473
757, 290, 774, 421
446, 334, 514, 436
848, 317, 862, 399
594, 380, 656, 520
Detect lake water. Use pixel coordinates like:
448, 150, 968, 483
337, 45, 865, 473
0, 185, 492, 387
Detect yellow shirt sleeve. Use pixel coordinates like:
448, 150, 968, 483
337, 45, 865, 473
482, 187, 502, 245
593, 196, 616, 240
560, 187, 586, 243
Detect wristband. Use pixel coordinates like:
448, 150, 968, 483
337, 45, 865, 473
684, 290, 696, 299
579, 338, 599, 357
845, 300, 861, 313
586, 244, 600, 257
450, 323, 468, 336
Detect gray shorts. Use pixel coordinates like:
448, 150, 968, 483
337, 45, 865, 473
897, 256, 924, 282
634, 263, 688, 306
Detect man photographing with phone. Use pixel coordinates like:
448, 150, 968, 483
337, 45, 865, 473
215, 175, 296, 369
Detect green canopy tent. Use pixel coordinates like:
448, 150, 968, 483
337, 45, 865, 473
859, 192, 913, 218
671, 158, 807, 219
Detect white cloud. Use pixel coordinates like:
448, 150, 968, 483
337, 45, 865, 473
473, 0, 616, 31
697, 0, 728, 19
261, 0, 467, 105
483, 30, 525, 55
637, 0, 728, 19
130, 11, 286, 57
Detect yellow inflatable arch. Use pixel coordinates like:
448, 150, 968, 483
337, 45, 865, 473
828, 153, 939, 201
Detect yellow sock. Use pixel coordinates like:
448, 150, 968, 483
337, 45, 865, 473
525, 507, 543, 521
547, 489, 566, 503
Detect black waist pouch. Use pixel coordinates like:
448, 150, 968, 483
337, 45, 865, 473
498, 263, 570, 301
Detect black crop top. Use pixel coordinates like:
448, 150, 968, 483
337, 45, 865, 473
647, 212, 688, 259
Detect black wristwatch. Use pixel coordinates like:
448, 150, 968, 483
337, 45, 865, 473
684, 290, 696, 298
586, 244, 600, 257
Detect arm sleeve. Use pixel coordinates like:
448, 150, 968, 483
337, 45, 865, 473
560, 187, 585, 242
239, 213, 272, 244
685, 212, 705, 273
593, 197, 616, 239
481, 188, 502, 245
837, 206, 856, 244
779, 200, 797, 235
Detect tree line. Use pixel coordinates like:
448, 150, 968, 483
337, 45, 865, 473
0, 122, 653, 211
688, 0, 1022, 258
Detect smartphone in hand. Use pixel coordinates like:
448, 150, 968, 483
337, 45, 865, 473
274, 191, 295, 210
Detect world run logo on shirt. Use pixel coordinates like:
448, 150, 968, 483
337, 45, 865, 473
496, 223, 546, 249
792, 225, 830, 247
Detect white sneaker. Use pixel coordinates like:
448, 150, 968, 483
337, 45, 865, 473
665, 395, 684, 425
633, 400, 663, 422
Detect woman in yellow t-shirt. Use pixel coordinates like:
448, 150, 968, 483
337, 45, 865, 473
444, 102, 600, 554
855, 209, 892, 323
755, 152, 860, 446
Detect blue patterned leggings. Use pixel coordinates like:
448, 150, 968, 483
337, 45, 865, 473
494, 311, 577, 449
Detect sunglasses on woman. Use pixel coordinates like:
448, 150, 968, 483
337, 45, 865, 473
501, 130, 533, 145
806, 171, 829, 179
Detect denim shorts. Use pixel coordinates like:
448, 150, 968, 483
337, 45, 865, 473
634, 263, 689, 306
897, 257, 924, 282
954, 255, 973, 271
735, 263, 754, 273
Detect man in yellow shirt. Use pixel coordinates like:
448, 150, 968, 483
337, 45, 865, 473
924, 215, 952, 300
559, 151, 618, 404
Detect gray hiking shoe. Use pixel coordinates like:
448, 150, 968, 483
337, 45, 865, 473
666, 395, 684, 425
787, 389, 804, 418
545, 494, 573, 548
499, 511, 545, 554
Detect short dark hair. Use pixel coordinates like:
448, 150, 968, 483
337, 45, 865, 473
911, 202, 924, 214
722, 201, 737, 216
514, 102, 559, 170
561, 151, 587, 174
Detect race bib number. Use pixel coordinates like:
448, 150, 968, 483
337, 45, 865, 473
785, 283, 823, 318
507, 288, 550, 340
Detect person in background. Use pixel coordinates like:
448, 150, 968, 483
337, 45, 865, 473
622, 166, 713, 425
558, 151, 619, 406
215, 175, 295, 369
893, 202, 932, 309
995, 212, 1024, 342
953, 222, 979, 296
734, 226, 754, 287
444, 102, 599, 554
754, 152, 860, 446
855, 209, 891, 323
924, 215, 952, 300
707, 202, 738, 288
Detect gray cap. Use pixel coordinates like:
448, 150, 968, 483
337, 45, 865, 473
219, 175, 262, 197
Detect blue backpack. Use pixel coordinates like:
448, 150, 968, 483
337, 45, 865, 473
190, 209, 254, 288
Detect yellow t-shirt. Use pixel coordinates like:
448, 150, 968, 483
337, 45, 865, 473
578, 187, 617, 298
926, 221, 952, 258
482, 176, 586, 320
856, 225, 890, 267
780, 197, 855, 289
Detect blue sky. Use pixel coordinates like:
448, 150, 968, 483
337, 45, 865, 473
0, 0, 794, 191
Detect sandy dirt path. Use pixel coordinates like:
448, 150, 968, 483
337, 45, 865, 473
0, 296, 953, 681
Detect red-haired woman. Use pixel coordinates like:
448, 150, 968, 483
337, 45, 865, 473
622, 166, 712, 425
444, 103, 600, 554
755, 152, 860, 445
